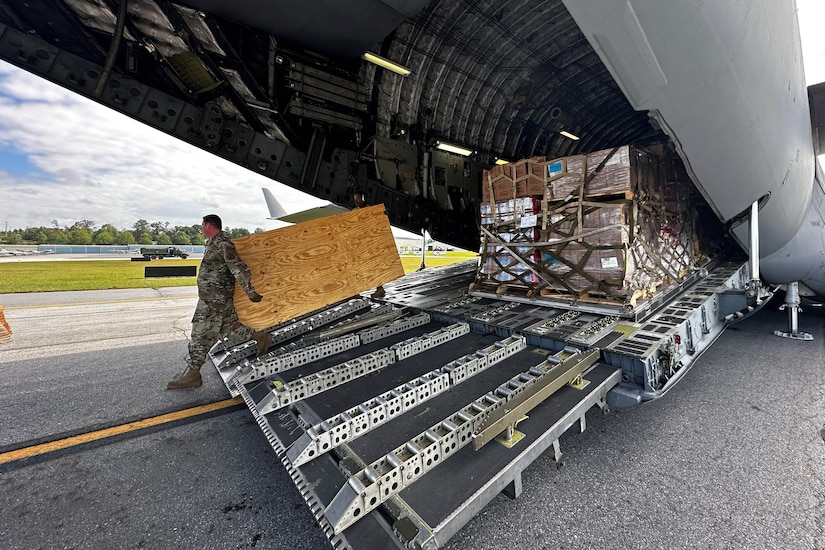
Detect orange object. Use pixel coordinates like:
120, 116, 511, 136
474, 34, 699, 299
0, 306, 12, 344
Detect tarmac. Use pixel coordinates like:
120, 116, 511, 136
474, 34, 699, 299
0, 286, 823, 549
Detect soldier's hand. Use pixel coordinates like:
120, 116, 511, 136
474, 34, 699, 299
248, 290, 264, 302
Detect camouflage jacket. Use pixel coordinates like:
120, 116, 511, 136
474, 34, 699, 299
198, 231, 255, 303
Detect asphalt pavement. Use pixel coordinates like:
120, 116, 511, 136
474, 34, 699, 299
0, 287, 822, 549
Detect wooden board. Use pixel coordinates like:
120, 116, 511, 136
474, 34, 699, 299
231, 205, 404, 330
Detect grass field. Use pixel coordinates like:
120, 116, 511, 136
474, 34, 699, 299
398, 251, 477, 274
0, 252, 478, 293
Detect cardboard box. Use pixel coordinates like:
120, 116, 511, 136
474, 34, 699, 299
476, 144, 698, 300
544, 146, 637, 200
481, 197, 542, 226
483, 158, 545, 201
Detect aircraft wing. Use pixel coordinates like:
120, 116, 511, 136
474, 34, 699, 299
263, 188, 349, 223
275, 204, 351, 224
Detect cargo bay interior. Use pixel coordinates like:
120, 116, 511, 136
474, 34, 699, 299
0, 1, 811, 549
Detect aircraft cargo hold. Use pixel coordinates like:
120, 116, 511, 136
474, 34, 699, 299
477, 146, 701, 304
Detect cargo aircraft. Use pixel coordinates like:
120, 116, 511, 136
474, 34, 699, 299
1, 1, 822, 547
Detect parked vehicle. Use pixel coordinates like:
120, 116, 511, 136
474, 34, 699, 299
140, 246, 189, 260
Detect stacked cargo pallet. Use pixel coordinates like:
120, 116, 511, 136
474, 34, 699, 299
476, 145, 696, 304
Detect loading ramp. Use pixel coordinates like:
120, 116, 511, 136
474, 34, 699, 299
211, 258, 763, 549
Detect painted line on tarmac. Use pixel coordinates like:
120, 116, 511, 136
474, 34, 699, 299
0, 397, 243, 465
3, 295, 198, 310
0, 333, 190, 363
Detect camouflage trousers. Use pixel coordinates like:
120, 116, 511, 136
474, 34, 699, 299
186, 297, 252, 369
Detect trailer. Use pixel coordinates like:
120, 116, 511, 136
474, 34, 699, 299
139, 246, 189, 260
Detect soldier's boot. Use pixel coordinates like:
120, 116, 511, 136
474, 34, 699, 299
253, 330, 272, 357
167, 367, 202, 389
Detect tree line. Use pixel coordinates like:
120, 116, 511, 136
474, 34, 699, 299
0, 219, 265, 246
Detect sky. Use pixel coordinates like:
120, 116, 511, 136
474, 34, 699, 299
0, 62, 326, 233
1, 2, 824, 233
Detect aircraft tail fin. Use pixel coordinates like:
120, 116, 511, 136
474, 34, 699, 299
263, 188, 289, 219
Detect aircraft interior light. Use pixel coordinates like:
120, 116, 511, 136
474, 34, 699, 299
361, 52, 411, 76
435, 141, 474, 156
560, 130, 580, 140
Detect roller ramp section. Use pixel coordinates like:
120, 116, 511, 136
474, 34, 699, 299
212, 304, 620, 548
211, 258, 764, 548
233, 339, 617, 549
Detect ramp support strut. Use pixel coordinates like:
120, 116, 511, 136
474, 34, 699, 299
774, 281, 813, 341
748, 200, 760, 294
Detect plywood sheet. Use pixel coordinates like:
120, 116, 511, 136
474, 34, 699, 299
232, 205, 404, 330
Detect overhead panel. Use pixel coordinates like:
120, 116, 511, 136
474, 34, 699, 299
184, 0, 432, 58
64, 0, 131, 38
127, 0, 187, 58
177, 6, 226, 57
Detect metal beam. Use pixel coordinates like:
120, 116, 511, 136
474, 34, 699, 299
472, 348, 599, 449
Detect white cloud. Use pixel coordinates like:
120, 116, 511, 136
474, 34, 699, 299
0, 63, 325, 232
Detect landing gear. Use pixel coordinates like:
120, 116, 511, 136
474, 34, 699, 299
773, 281, 813, 341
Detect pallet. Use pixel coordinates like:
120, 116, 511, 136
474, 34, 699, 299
537, 286, 628, 306
545, 189, 635, 204
470, 281, 540, 298
471, 279, 629, 305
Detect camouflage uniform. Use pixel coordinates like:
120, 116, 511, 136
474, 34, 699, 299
186, 231, 257, 369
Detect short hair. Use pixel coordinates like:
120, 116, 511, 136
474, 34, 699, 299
202, 214, 222, 230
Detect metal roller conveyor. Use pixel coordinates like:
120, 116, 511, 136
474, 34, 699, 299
224, 333, 362, 386
287, 370, 452, 466
390, 323, 470, 359
254, 348, 397, 415
224, 313, 434, 387
254, 323, 470, 415
441, 335, 526, 384
356, 312, 431, 344
212, 298, 374, 371
324, 347, 598, 534
286, 335, 526, 467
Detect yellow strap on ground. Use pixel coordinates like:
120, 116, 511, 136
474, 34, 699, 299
0, 396, 243, 465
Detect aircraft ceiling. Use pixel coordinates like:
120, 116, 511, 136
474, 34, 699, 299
0, 0, 666, 249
